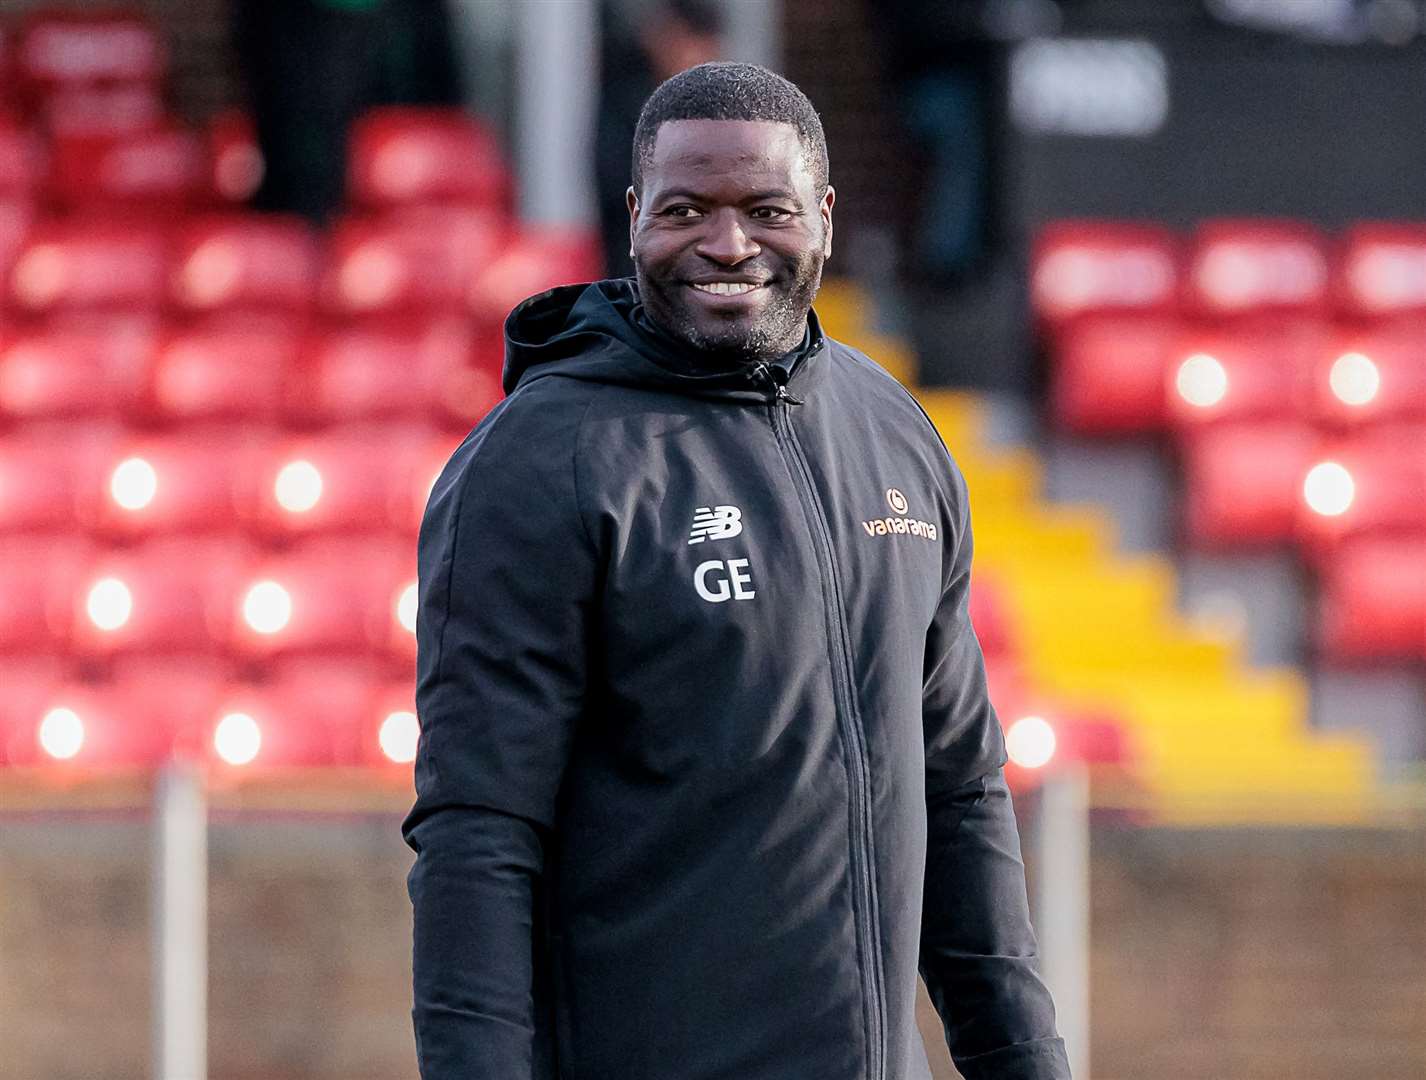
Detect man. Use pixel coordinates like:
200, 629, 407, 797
403, 62, 1071, 1080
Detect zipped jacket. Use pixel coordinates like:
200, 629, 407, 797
402, 279, 1071, 1080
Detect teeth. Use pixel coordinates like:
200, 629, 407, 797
692, 282, 761, 296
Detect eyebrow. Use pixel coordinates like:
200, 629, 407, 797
652, 188, 803, 207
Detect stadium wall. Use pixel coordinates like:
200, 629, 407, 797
3, 815, 1422, 1080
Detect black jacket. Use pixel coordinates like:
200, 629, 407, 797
402, 279, 1070, 1080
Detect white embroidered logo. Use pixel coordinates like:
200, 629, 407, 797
688, 504, 743, 544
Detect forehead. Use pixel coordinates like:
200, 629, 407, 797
644, 119, 815, 196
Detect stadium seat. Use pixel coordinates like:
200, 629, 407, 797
40, 82, 163, 137
1310, 327, 1426, 428
68, 537, 251, 658
87, 427, 271, 539
1334, 222, 1426, 321
194, 664, 378, 770
0, 325, 153, 419
48, 126, 204, 211
468, 227, 604, 323
0, 672, 189, 769
1030, 221, 1179, 326
9, 220, 167, 311
0, 656, 68, 765
293, 318, 500, 428
1048, 314, 1178, 434
1297, 425, 1426, 553
322, 206, 505, 316
968, 571, 1019, 661
144, 324, 299, 423
1317, 536, 1426, 662
0, 120, 42, 193
1164, 323, 1320, 430
206, 110, 263, 206
347, 106, 508, 211
1184, 219, 1330, 319
355, 677, 421, 771
0, 537, 90, 652
15, 9, 165, 91
1181, 421, 1317, 547
169, 215, 318, 315
0, 424, 118, 533
237, 425, 452, 539
227, 538, 413, 660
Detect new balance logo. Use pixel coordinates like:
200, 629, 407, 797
688, 505, 743, 544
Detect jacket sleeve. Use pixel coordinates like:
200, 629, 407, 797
401, 393, 598, 1080
919, 465, 1072, 1080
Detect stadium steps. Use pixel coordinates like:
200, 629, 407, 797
818, 279, 1376, 825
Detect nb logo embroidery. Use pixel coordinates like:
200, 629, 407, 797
688, 505, 743, 544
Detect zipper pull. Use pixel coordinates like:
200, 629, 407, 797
750, 361, 804, 406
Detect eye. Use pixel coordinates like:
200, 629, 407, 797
750, 206, 795, 222
662, 205, 702, 219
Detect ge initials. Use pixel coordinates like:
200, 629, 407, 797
694, 558, 757, 603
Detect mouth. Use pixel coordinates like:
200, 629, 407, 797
687, 281, 768, 297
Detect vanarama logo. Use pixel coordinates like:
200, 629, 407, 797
862, 487, 937, 541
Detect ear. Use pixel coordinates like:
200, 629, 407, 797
820, 185, 835, 260
626, 186, 639, 259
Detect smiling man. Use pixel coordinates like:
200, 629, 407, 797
403, 63, 1071, 1080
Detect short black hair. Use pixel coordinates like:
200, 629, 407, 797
631, 61, 829, 198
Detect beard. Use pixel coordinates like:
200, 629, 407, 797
634, 246, 826, 365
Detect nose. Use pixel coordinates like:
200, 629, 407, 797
694, 209, 759, 266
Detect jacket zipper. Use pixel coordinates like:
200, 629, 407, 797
757, 364, 887, 1080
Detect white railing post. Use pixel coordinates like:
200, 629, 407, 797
153, 760, 207, 1080
1034, 764, 1091, 1079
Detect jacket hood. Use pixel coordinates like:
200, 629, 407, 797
502, 278, 826, 403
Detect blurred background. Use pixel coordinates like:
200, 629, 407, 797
0, 0, 1424, 1078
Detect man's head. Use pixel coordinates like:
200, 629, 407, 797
628, 62, 834, 364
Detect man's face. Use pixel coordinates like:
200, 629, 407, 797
628, 119, 834, 363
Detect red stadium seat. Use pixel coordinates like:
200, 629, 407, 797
68, 538, 251, 658
1297, 425, 1426, 554
169, 214, 318, 315
348, 107, 508, 211
192, 664, 378, 771
1164, 322, 1320, 430
0, 424, 116, 533
968, 571, 1019, 661
39, 82, 163, 137
1030, 221, 1179, 326
0, 670, 202, 770
1317, 537, 1426, 662
1185, 219, 1329, 319
16, 9, 164, 90
0, 325, 153, 419
227, 538, 413, 660
0, 537, 90, 653
0, 196, 34, 277
0, 656, 68, 765
48, 126, 204, 211
0, 121, 42, 193
237, 425, 450, 539
468, 227, 604, 323
293, 318, 500, 428
1182, 421, 1317, 548
205, 110, 263, 205
1334, 222, 1426, 321
143, 324, 299, 423
9, 220, 167, 311
322, 206, 505, 316
355, 677, 421, 771
1049, 314, 1178, 434
87, 427, 271, 539
1310, 327, 1426, 428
